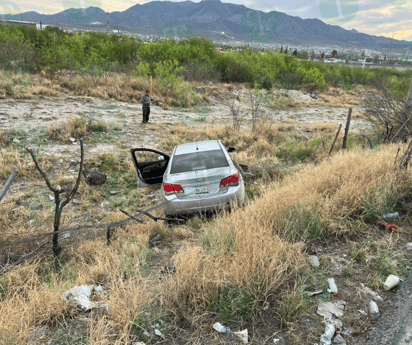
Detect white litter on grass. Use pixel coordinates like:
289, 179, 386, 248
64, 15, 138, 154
213, 322, 248, 343
309, 255, 320, 267
368, 301, 380, 319
334, 334, 347, 344
360, 283, 383, 302
317, 301, 346, 319
61, 285, 103, 311
306, 290, 323, 297
320, 322, 335, 345
154, 328, 164, 337
327, 278, 338, 294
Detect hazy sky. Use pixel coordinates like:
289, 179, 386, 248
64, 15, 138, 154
3, 0, 412, 41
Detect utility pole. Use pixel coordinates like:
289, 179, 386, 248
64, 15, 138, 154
106, 12, 109, 34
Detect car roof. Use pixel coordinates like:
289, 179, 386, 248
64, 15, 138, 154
174, 140, 222, 155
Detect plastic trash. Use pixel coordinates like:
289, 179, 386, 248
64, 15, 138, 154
213, 322, 232, 333
234, 329, 248, 344
213, 322, 248, 343
61, 285, 95, 311
317, 301, 346, 319
150, 235, 161, 243
383, 212, 399, 219
61, 285, 105, 311
407, 243, 412, 250
320, 322, 335, 345
309, 255, 320, 267
327, 278, 338, 294
368, 301, 380, 319
334, 334, 347, 344
273, 339, 280, 344
360, 284, 383, 302
306, 290, 323, 297
383, 275, 400, 290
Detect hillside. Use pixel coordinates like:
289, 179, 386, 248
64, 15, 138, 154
10, 0, 409, 50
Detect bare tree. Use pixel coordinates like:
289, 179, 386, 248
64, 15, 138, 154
225, 95, 243, 130
246, 89, 265, 131
363, 78, 412, 142
395, 140, 412, 169
26, 139, 84, 272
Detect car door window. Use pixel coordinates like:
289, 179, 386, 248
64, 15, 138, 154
130, 148, 170, 185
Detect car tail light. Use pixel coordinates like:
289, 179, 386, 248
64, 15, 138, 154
220, 173, 239, 187
163, 183, 184, 195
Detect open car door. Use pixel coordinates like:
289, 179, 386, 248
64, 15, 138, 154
130, 148, 170, 185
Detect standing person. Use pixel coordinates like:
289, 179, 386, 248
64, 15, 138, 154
141, 90, 157, 123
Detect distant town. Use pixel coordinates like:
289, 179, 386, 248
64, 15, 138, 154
1, 18, 411, 70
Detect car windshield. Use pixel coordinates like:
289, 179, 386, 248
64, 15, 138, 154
170, 149, 229, 174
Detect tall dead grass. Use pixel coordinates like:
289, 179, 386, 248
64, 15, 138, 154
0, 71, 203, 107
241, 144, 408, 237
162, 144, 410, 326
320, 87, 364, 107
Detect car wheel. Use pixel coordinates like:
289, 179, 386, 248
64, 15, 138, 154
165, 214, 186, 225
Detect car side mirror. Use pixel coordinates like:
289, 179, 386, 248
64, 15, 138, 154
227, 147, 237, 153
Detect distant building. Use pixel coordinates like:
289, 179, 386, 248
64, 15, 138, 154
0, 20, 36, 27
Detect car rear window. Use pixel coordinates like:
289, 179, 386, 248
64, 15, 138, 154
170, 149, 229, 174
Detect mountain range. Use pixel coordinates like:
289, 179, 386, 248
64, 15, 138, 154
7, 0, 409, 51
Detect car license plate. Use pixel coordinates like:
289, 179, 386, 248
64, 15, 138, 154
195, 186, 209, 194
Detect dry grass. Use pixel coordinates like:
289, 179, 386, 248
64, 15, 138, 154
47, 116, 110, 142
246, 145, 409, 237
0, 148, 52, 180
304, 122, 339, 133
0, 71, 204, 107
352, 110, 366, 119
320, 87, 365, 107
1, 117, 411, 343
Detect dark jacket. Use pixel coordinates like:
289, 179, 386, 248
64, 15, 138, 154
141, 94, 156, 107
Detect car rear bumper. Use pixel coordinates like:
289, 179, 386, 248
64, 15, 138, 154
163, 186, 245, 217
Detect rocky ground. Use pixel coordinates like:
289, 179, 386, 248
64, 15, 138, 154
0, 90, 369, 158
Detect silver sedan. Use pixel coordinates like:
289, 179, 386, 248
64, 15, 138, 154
130, 140, 245, 218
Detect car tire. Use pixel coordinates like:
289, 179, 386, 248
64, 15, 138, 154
165, 214, 186, 225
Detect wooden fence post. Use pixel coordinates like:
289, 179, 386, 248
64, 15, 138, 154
329, 124, 342, 156
342, 108, 352, 149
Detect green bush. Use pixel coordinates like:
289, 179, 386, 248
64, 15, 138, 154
0, 24, 411, 94
375, 252, 410, 284
284, 203, 326, 241
209, 286, 255, 325
362, 185, 399, 222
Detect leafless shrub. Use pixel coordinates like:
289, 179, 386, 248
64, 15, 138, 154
26, 139, 84, 272
363, 78, 412, 142
395, 140, 412, 169
246, 89, 265, 130
225, 95, 243, 130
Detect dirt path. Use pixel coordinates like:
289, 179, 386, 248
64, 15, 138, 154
0, 94, 369, 159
